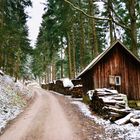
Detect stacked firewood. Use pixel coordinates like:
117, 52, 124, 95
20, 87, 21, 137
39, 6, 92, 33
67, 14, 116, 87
48, 83, 55, 90
71, 79, 82, 86
88, 88, 140, 126
52, 79, 72, 95
41, 79, 84, 97
41, 84, 48, 90
70, 85, 83, 98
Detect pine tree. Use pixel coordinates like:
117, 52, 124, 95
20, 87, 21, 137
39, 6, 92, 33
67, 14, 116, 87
0, 0, 32, 79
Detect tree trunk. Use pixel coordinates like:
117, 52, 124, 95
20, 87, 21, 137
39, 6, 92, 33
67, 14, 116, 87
70, 27, 76, 78
78, 0, 85, 71
108, 0, 114, 45
51, 61, 56, 81
60, 47, 64, 78
0, 45, 3, 69
88, 0, 99, 57
14, 49, 21, 82
127, 0, 137, 55
67, 28, 76, 79
67, 32, 72, 79
46, 65, 50, 83
0, 0, 4, 69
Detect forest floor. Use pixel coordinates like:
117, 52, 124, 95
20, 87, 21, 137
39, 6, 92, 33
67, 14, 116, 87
0, 86, 109, 140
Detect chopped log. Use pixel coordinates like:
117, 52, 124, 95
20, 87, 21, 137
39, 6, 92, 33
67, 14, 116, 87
115, 103, 126, 109
100, 97, 125, 105
109, 112, 125, 122
88, 88, 130, 117
95, 88, 118, 94
51, 79, 73, 95
0, 70, 4, 76
56, 80, 63, 87
90, 99, 105, 114
129, 118, 140, 126
87, 88, 140, 126
48, 83, 55, 90
104, 89, 118, 94
90, 91, 105, 114
88, 89, 129, 109
95, 88, 106, 92
41, 84, 47, 90
115, 113, 134, 125
97, 92, 115, 96
71, 86, 83, 98
132, 114, 140, 119
103, 106, 131, 116
112, 97, 124, 101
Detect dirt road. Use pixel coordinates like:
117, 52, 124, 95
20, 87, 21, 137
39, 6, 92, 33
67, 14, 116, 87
0, 86, 108, 140
0, 87, 84, 140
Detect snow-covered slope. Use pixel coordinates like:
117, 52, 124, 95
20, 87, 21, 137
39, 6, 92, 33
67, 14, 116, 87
0, 73, 32, 133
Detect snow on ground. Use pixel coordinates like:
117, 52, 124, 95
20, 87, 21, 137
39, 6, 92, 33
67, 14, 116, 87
72, 100, 140, 140
0, 74, 32, 134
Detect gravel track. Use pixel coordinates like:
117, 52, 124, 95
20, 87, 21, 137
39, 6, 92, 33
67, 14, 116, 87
0, 86, 109, 140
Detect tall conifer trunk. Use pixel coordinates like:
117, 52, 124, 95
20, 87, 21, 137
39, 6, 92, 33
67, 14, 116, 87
127, 0, 137, 55
108, 0, 114, 45
0, 0, 4, 69
71, 27, 76, 78
79, 0, 85, 70
88, 0, 99, 57
67, 32, 72, 79
60, 47, 64, 78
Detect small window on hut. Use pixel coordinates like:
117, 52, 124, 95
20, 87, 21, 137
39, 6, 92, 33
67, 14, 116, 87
115, 76, 121, 86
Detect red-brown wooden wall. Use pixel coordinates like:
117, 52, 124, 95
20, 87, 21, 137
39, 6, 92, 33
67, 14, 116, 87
81, 43, 140, 100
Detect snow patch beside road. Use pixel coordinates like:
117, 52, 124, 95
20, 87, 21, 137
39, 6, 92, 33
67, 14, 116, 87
0, 74, 32, 134
72, 101, 140, 140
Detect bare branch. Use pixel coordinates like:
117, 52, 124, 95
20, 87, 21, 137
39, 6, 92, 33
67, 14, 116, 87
108, 3, 129, 29
64, 0, 130, 30
111, 18, 130, 30
64, 0, 109, 20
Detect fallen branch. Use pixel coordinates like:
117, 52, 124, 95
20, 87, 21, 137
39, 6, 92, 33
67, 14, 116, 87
115, 113, 134, 125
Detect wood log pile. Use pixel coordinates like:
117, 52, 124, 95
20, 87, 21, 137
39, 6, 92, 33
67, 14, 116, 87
41, 84, 48, 90
88, 88, 140, 126
71, 79, 82, 86
41, 83, 55, 90
52, 79, 72, 95
41, 79, 84, 97
70, 85, 83, 98
48, 83, 55, 91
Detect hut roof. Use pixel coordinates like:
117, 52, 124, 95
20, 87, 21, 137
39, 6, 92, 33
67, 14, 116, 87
77, 40, 140, 78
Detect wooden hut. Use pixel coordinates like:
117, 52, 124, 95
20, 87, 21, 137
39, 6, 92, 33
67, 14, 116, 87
77, 40, 140, 100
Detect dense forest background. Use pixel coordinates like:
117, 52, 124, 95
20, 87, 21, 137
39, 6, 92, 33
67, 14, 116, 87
0, 0, 32, 81
0, 0, 140, 82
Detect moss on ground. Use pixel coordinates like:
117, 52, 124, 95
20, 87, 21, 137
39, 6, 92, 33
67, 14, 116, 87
128, 100, 140, 109
82, 95, 90, 105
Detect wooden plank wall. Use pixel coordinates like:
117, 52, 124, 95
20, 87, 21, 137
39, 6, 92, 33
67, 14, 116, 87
82, 44, 140, 100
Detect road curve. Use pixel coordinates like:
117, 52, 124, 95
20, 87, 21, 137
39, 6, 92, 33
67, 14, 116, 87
0, 88, 82, 140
